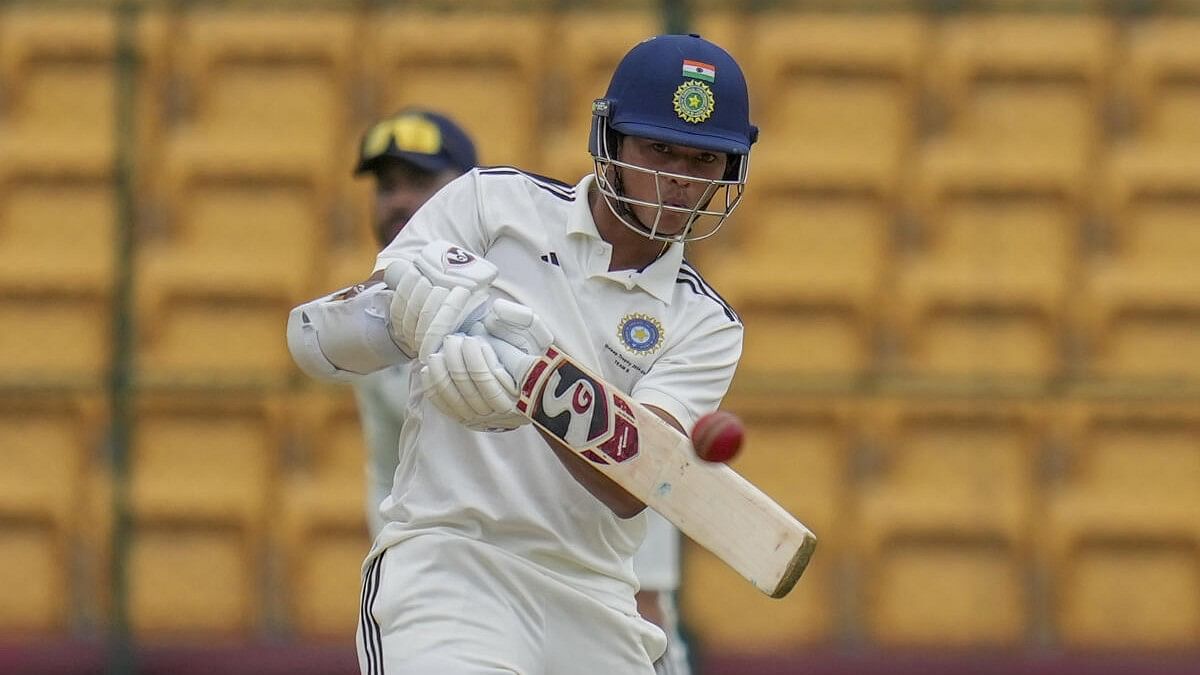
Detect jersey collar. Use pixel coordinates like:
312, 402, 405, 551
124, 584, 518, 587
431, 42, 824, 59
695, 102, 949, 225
568, 174, 683, 304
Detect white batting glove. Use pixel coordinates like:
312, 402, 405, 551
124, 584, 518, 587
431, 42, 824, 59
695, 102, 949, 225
420, 334, 528, 433
383, 240, 497, 361
480, 298, 555, 386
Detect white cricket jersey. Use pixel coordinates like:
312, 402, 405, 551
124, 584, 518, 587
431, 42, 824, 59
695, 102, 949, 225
352, 363, 413, 539
369, 169, 743, 614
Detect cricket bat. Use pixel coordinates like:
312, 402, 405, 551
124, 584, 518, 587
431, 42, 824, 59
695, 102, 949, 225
510, 344, 817, 599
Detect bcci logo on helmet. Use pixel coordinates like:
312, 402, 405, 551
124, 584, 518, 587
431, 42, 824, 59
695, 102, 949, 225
673, 81, 715, 124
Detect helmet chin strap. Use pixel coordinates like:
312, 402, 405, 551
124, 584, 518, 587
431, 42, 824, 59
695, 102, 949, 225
609, 165, 656, 235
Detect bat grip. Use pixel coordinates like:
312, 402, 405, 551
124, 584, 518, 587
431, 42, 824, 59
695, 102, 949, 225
480, 333, 539, 389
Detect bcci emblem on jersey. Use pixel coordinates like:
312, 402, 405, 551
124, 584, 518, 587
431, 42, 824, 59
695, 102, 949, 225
618, 313, 664, 354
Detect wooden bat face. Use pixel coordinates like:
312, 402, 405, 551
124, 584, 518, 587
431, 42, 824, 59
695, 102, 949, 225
513, 345, 817, 598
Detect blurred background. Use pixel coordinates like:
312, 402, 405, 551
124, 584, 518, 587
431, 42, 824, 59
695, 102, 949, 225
2, 0, 1200, 673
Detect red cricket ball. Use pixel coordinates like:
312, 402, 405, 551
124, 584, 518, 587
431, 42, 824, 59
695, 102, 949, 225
690, 410, 744, 463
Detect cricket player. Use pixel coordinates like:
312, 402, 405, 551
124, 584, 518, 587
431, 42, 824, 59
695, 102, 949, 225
349, 108, 695, 674
288, 34, 754, 673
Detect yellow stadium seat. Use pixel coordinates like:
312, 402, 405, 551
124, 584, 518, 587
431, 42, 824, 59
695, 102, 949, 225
856, 398, 1047, 646
539, 9, 660, 181
0, 8, 165, 384
280, 389, 370, 638
1121, 19, 1200, 146
0, 294, 111, 385
0, 393, 104, 632
920, 15, 1112, 191
0, 7, 166, 166
135, 159, 331, 382
167, 9, 358, 174
146, 11, 360, 352
142, 11, 360, 381
0, 173, 115, 293
0, 157, 117, 385
126, 392, 283, 635
894, 15, 1110, 386
681, 396, 854, 648
704, 192, 890, 380
1045, 402, 1200, 648
891, 194, 1077, 382
1082, 149, 1200, 380
744, 12, 927, 199
370, 11, 549, 171
134, 289, 299, 385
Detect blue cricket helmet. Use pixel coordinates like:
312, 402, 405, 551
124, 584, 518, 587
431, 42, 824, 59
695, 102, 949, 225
589, 33, 758, 157
589, 34, 757, 243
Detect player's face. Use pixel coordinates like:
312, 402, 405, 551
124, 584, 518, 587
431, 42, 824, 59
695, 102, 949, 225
372, 160, 459, 247
617, 137, 728, 236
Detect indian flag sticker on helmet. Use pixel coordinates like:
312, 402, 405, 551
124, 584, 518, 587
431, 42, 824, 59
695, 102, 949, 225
682, 59, 716, 83
673, 80, 715, 124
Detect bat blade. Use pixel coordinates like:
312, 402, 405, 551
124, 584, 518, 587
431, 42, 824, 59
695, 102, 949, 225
515, 345, 817, 598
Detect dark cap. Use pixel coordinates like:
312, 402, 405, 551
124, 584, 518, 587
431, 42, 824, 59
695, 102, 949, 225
354, 109, 477, 176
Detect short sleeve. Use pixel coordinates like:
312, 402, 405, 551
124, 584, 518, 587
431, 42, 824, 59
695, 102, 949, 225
631, 312, 742, 432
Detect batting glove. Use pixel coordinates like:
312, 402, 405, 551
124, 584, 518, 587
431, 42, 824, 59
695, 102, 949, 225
480, 298, 555, 385
421, 333, 528, 433
383, 240, 497, 361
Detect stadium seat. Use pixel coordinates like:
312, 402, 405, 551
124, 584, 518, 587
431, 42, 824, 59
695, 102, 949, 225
370, 11, 550, 171
279, 388, 371, 638
134, 165, 330, 383
890, 193, 1078, 382
1120, 18, 1200, 147
0, 159, 117, 384
1045, 401, 1200, 648
0, 7, 165, 384
704, 192, 890, 381
682, 396, 855, 648
166, 9, 358, 175
142, 11, 361, 377
0, 293, 112, 385
892, 15, 1110, 385
744, 12, 927, 199
0, 392, 104, 632
126, 391, 284, 635
539, 9, 660, 181
1081, 147, 1200, 380
0, 6, 167, 167
919, 14, 1112, 196
856, 398, 1048, 646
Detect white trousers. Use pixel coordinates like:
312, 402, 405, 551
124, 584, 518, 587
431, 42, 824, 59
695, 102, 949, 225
357, 534, 666, 675
653, 591, 691, 675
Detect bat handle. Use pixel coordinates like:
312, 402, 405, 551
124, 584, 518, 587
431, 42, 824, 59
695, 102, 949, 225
479, 332, 539, 390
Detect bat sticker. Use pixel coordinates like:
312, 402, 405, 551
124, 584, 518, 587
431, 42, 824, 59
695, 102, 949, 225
527, 356, 640, 465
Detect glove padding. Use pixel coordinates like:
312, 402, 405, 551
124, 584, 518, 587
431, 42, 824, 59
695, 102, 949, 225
419, 299, 556, 433
480, 298, 555, 385
384, 240, 497, 361
421, 332, 528, 433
